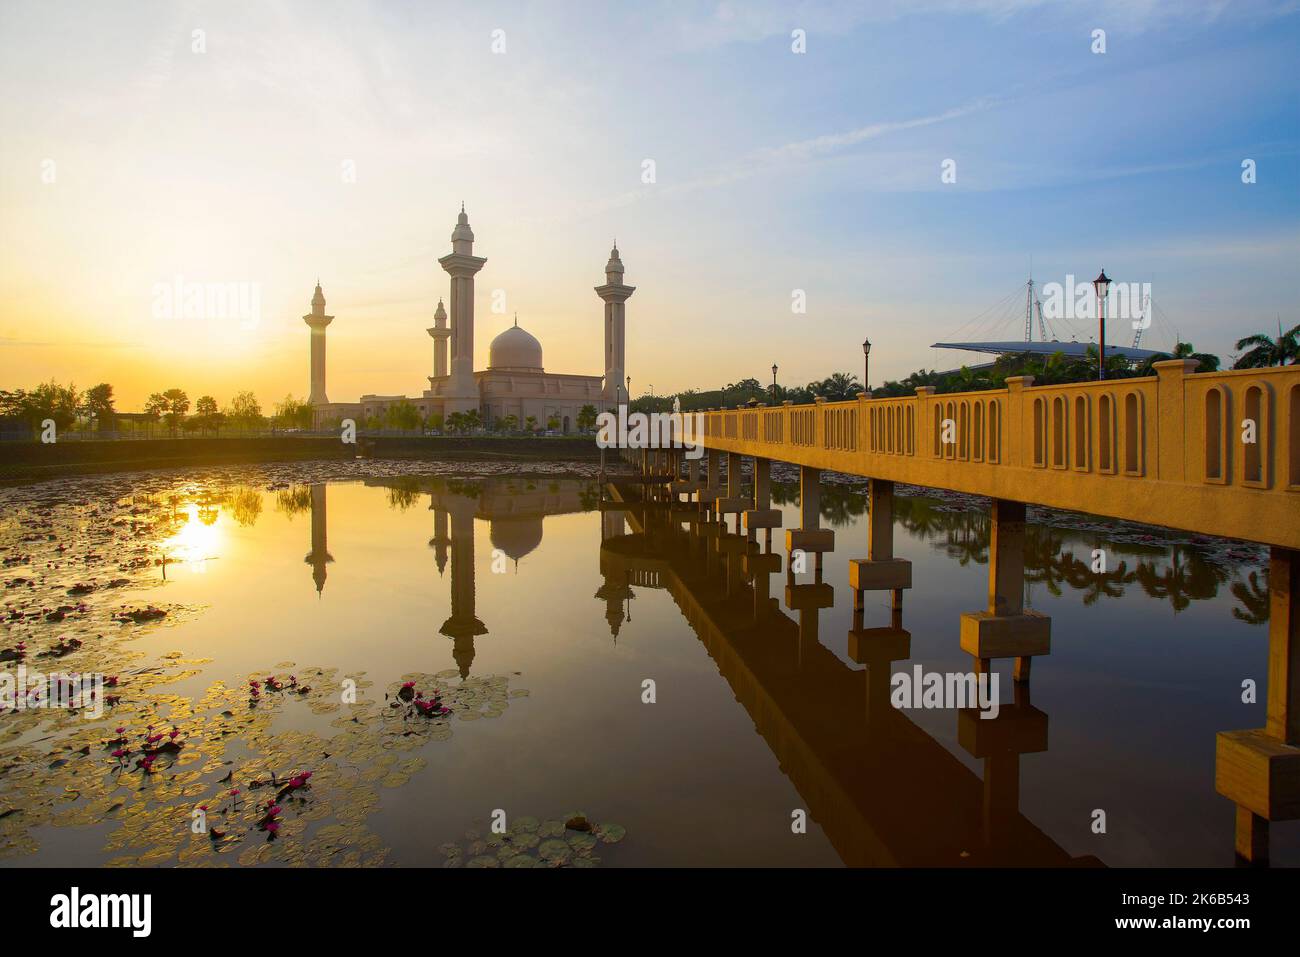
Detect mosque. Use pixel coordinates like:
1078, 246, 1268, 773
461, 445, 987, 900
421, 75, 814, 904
305, 206, 635, 431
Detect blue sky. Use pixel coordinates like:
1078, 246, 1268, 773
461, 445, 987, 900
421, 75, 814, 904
1, 0, 1296, 404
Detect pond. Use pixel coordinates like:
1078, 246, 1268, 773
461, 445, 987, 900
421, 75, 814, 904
0, 461, 1292, 867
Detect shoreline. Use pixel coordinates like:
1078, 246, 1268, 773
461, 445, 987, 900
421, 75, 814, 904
0, 435, 603, 485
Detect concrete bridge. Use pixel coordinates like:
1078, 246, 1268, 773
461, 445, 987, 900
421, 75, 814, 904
618, 359, 1300, 864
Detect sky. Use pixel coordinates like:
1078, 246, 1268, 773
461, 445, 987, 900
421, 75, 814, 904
1, 0, 1297, 410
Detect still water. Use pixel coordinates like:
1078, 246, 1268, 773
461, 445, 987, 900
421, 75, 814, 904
0, 463, 1293, 867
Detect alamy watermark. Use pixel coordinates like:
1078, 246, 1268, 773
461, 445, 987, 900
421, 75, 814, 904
151, 275, 261, 330
1, 666, 105, 719
1040, 274, 1151, 330
596, 403, 704, 459
891, 665, 1000, 719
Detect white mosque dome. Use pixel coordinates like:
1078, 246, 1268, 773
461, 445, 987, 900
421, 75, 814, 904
489, 322, 544, 371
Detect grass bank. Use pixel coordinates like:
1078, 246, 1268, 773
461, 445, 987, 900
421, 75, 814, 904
0, 435, 602, 484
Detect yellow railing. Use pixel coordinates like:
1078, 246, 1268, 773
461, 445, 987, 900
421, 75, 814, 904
693, 361, 1300, 549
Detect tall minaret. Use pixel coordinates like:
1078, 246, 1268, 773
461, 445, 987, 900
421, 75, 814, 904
596, 244, 635, 404
438, 205, 487, 415
304, 281, 333, 405
427, 298, 450, 382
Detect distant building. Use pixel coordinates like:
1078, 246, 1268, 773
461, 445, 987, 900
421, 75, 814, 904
308, 207, 632, 432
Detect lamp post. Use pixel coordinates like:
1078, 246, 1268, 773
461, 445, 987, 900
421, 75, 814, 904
771, 363, 778, 405
1093, 269, 1111, 380
626, 376, 631, 402
862, 338, 872, 394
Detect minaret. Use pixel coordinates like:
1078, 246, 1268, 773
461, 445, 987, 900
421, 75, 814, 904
304, 281, 333, 405
427, 298, 450, 383
438, 205, 487, 415
596, 244, 635, 404
304, 483, 333, 595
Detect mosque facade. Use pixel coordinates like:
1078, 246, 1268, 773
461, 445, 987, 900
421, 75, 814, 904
307, 207, 634, 431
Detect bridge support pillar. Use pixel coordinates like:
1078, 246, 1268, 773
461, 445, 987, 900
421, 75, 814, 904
848, 604, 910, 719
1216, 546, 1300, 865
743, 456, 781, 550
714, 451, 746, 534
699, 449, 722, 520
849, 479, 912, 617
786, 465, 834, 579
959, 499, 1050, 682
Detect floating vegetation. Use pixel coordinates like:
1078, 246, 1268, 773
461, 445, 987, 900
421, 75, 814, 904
440, 813, 628, 868
0, 467, 541, 867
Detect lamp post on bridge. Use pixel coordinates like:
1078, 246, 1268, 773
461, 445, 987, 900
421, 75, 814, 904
862, 338, 872, 395
1093, 269, 1111, 381
771, 363, 778, 405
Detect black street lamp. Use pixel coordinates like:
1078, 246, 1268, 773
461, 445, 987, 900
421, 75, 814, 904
1093, 269, 1111, 380
862, 338, 872, 394
771, 363, 778, 404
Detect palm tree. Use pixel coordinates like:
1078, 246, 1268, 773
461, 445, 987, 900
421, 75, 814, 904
1230, 570, 1269, 626
1143, 342, 1220, 373
1233, 323, 1299, 369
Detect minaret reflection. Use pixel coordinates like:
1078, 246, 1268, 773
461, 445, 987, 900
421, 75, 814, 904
595, 498, 635, 639
304, 483, 333, 596
428, 496, 449, 577
418, 478, 595, 675
600, 481, 1095, 867
438, 495, 487, 679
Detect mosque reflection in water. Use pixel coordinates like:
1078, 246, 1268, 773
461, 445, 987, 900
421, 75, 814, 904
288, 474, 1271, 866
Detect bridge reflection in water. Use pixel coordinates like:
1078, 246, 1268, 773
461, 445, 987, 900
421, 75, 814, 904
299, 474, 1282, 865
598, 481, 1100, 867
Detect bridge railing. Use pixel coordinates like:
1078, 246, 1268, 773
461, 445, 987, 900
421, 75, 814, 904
695, 361, 1300, 547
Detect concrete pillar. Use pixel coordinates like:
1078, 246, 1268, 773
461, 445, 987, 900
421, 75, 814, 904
849, 478, 911, 614
785, 465, 834, 577
988, 500, 1026, 618
867, 479, 894, 561
1217, 547, 1300, 865
960, 498, 1049, 681
1266, 546, 1299, 745
754, 457, 770, 508
799, 466, 819, 529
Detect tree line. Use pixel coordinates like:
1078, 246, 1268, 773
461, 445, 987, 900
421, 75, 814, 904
628, 325, 1298, 412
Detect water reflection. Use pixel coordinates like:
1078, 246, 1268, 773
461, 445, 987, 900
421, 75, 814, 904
773, 480, 1266, 620
601, 483, 1098, 866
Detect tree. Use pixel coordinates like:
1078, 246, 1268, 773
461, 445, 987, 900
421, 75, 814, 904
1142, 342, 1220, 374
2, 381, 81, 434
274, 394, 314, 430
1234, 324, 1299, 369
445, 412, 467, 434
812, 372, 863, 401
499, 414, 519, 432
577, 404, 597, 431
160, 388, 190, 435
226, 391, 262, 430
524, 415, 537, 433
82, 383, 115, 429
424, 412, 444, 432
385, 400, 422, 431
194, 395, 218, 434
464, 409, 482, 431
546, 415, 560, 431
143, 392, 169, 434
